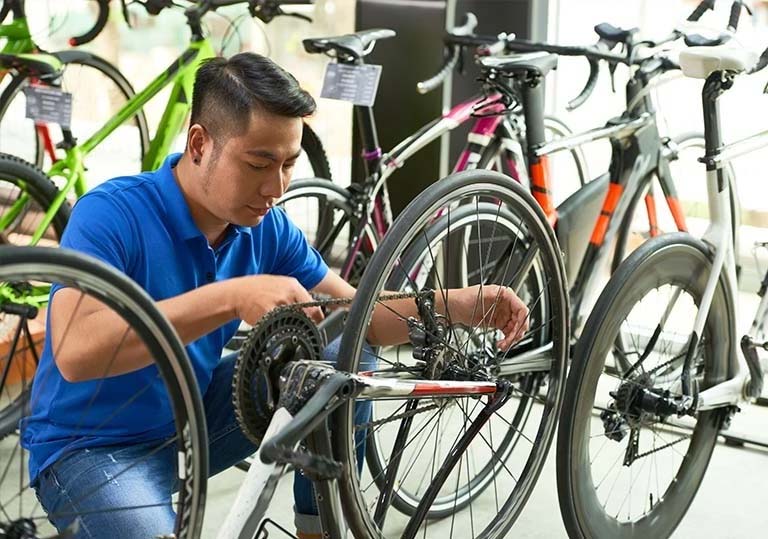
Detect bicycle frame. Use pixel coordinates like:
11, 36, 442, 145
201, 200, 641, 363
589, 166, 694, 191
506, 59, 691, 332
682, 71, 768, 411
336, 89, 511, 279
220, 367, 509, 539
18, 37, 214, 245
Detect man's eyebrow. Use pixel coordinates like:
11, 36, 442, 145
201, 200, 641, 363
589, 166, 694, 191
245, 149, 303, 161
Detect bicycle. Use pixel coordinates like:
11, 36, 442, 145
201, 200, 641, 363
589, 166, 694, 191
0, 0, 151, 169
555, 3, 768, 537
0, 0, 332, 248
277, 4, 740, 338
275, 12, 589, 287
0, 245, 208, 538
219, 165, 569, 538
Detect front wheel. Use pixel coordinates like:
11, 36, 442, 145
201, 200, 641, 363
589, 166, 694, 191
557, 233, 731, 539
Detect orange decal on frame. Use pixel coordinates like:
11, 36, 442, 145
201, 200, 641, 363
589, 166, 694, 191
590, 183, 624, 245
530, 157, 555, 219
666, 196, 688, 232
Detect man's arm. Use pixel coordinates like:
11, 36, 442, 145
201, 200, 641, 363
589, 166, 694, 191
311, 272, 529, 348
51, 275, 322, 383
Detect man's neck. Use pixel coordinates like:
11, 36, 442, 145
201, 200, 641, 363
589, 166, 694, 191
173, 154, 229, 247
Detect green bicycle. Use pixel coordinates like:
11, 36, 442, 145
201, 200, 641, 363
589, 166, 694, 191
0, 0, 152, 168
0, 0, 329, 248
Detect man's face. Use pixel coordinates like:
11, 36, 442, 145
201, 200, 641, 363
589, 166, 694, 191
199, 109, 303, 227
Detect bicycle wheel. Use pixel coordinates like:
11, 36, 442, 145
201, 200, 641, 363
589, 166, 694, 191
334, 170, 569, 538
299, 122, 332, 181
0, 153, 70, 247
0, 246, 207, 538
278, 178, 377, 285
0, 51, 149, 177
557, 233, 730, 539
363, 199, 559, 520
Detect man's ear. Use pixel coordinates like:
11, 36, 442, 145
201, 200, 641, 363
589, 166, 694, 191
187, 124, 209, 165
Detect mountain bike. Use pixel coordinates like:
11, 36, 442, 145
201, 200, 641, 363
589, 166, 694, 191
555, 6, 768, 537
0, 245, 207, 538
279, 4, 739, 338
0, 0, 331, 248
222, 166, 569, 538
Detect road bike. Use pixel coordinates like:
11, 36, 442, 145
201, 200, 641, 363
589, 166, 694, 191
555, 3, 768, 536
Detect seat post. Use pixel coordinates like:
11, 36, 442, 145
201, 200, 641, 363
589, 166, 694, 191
350, 58, 382, 176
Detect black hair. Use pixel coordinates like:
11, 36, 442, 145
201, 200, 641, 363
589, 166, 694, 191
190, 52, 316, 144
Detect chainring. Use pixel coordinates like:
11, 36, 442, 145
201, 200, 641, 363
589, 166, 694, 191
232, 308, 325, 446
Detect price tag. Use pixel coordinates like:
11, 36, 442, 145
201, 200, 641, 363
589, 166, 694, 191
23, 84, 73, 128
320, 63, 382, 107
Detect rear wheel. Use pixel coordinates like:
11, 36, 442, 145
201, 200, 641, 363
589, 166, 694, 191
335, 170, 569, 538
277, 179, 376, 285
557, 233, 730, 538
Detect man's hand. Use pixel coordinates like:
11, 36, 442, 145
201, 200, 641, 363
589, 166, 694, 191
447, 284, 529, 351
228, 275, 323, 325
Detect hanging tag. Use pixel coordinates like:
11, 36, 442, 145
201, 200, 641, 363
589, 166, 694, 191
320, 63, 382, 107
23, 84, 73, 128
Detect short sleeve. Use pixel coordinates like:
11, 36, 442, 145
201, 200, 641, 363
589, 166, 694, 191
268, 207, 329, 290
59, 192, 136, 274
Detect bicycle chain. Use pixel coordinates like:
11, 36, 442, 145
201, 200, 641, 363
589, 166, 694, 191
355, 402, 441, 431
632, 432, 691, 461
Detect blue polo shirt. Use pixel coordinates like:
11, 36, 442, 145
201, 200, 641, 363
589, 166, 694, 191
21, 153, 328, 482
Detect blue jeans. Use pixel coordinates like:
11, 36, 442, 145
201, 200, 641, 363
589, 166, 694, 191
33, 338, 374, 538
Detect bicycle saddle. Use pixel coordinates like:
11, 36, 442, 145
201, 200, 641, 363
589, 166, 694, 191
594, 22, 638, 44
0, 53, 62, 78
679, 45, 758, 78
303, 29, 396, 60
478, 51, 558, 78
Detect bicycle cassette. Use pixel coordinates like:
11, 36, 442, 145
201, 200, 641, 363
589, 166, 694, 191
233, 307, 325, 446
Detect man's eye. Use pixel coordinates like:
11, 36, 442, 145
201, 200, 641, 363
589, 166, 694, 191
283, 162, 296, 169
249, 163, 269, 170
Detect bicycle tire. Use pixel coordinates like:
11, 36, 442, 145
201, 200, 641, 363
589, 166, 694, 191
0, 51, 149, 170
333, 170, 569, 538
556, 232, 730, 539
0, 152, 70, 247
301, 123, 332, 181
0, 246, 207, 538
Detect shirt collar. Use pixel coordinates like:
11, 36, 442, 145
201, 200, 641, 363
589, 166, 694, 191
157, 153, 252, 242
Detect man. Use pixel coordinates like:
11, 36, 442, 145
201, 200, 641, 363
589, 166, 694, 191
22, 53, 529, 538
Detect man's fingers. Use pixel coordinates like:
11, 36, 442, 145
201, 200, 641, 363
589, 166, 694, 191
304, 306, 324, 324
